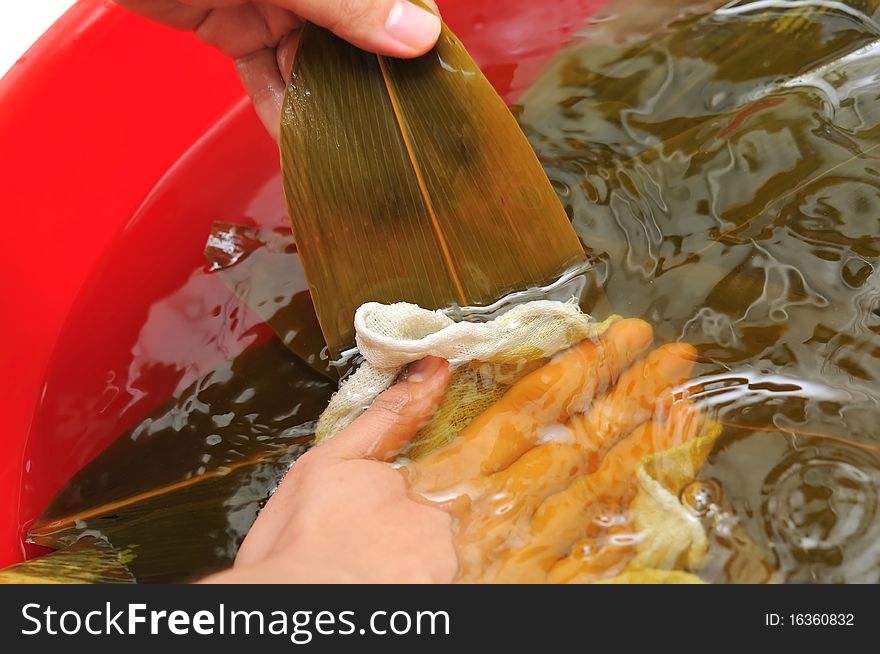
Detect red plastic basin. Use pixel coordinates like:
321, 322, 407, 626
0, 0, 605, 567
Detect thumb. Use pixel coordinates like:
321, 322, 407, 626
276, 0, 442, 58
322, 356, 451, 461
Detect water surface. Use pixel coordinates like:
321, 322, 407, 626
517, 0, 880, 582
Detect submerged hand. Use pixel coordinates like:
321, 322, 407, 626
207, 318, 703, 583
405, 319, 702, 583
115, 0, 442, 138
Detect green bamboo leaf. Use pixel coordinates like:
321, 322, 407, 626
518, 0, 880, 167
0, 538, 134, 584
281, 8, 586, 358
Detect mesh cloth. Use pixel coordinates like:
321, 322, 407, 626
315, 300, 618, 454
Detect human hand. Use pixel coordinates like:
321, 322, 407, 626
202, 355, 458, 583
115, 0, 442, 138
404, 318, 702, 583
206, 318, 703, 584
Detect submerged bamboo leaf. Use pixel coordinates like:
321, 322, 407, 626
519, 0, 880, 163
29, 338, 335, 582
516, 0, 880, 327
30, 448, 297, 583
281, 8, 586, 357
515, 0, 880, 582
0, 538, 135, 584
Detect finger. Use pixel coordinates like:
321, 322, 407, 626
547, 532, 634, 584
492, 401, 703, 583
321, 356, 451, 461
236, 48, 289, 140
277, 31, 301, 83
197, 3, 300, 57
589, 400, 703, 504
450, 443, 589, 580
407, 319, 653, 491
568, 342, 697, 461
276, 0, 442, 58
496, 318, 654, 419
236, 372, 450, 569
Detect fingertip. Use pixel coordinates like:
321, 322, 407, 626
607, 318, 654, 352
324, 0, 441, 59
594, 319, 653, 376
647, 343, 698, 383
383, 1, 442, 55
235, 49, 285, 140
400, 356, 452, 411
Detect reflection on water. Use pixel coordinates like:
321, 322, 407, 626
517, 0, 880, 581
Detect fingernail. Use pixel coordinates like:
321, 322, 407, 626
405, 356, 447, 383
385, 1, 442, 51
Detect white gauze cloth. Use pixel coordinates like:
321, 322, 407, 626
315, 299, 617, 443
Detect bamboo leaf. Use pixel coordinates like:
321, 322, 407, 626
281, 7, 586, 358
0, 538, 135, 584
30, 448, 296, 583
518, 0, 880, 165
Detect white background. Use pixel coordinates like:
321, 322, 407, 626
0, 1, 78, 78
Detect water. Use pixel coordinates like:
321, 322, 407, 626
29, 338, 335, 582
514, 0, 880, 582
24, 0, 880, 583
25, 223, 336, 582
